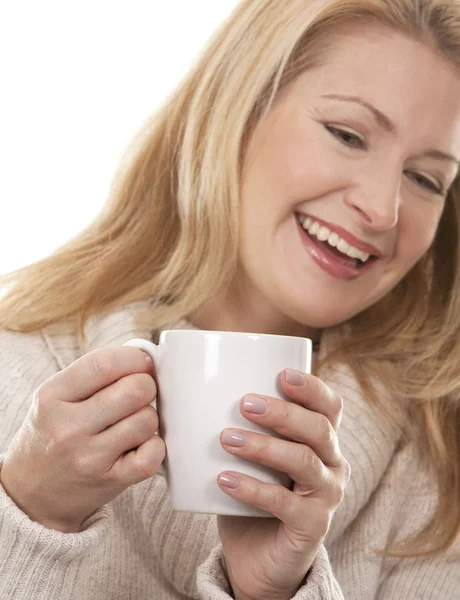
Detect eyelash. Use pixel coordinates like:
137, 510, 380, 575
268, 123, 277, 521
324, 125, 445, 196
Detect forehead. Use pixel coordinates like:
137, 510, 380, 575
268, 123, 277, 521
282, 24, 460, 152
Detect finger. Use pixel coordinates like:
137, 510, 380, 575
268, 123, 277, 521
96, 405, 159, 461
280, 370, 343, 431
217, 471, 331, 540
240, 394, 343, 467
109, 434, 166, 486
221, 428, 331, 494
79, 372, 157, 433
43, 346, 155, 403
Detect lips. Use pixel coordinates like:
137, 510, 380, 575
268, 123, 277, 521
297, 212, 382, 258
295, 214, 380, 280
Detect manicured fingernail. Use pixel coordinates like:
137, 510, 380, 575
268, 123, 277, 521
218, 473, 240, 489
243, 394, 267, 414
222, 430, 247, 447
284, 369, 304, 386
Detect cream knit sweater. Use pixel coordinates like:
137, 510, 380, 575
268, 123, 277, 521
0, 304, 459, 600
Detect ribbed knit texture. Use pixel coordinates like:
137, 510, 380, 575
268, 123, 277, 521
0, 302, 459, 599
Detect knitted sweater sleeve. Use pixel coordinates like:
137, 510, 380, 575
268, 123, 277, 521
0, 329, 112, 600
196, 442, 460, 600
196, 543, 343, 599
196, 518, 460, 600
197, 535, 460, 600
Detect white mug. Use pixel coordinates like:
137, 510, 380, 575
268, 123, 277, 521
124, 330, 312, 517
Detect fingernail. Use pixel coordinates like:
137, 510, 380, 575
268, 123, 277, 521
243, 394, 267, 414
222, 430, 247, 447
284, 369, 304, 386
218, 472, 240, 489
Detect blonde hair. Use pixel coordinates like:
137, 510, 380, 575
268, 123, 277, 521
1, 0, 460, 557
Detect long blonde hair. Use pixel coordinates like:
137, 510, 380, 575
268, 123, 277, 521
1, 0, 460, 557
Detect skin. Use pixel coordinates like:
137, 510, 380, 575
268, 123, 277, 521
199, 25, 460, 600
195, 26, 460, 340
1, 24, 460, 600
1, 348, 165, 533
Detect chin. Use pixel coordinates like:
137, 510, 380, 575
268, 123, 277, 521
277, 292, 371, 331
276, 302, 347, 331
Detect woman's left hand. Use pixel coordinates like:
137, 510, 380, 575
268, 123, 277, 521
217, 369, 351, 600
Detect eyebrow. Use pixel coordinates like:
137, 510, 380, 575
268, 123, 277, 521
322, 93, 460, 166
322, 93, 397, 134
420, 148, 460, 167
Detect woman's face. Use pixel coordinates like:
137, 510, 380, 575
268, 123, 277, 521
238, 25, 460, 334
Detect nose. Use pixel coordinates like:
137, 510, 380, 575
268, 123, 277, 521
344, 172, 401, 231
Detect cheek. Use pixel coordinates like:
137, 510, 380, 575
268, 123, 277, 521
247, 119, 344, 206
260, 141, 313, 202
397, 206, 443, 264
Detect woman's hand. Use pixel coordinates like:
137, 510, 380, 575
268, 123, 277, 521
217, 369, 350, 600
1, 346, 165, 533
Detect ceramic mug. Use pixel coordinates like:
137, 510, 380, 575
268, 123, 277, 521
124, 330, 312, 517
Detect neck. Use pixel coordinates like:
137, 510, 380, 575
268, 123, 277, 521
189, 281, 320, 341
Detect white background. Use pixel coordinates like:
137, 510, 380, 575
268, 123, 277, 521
0, 1, 237, 274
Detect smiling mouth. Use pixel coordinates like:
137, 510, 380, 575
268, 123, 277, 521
295, 213, 380, 277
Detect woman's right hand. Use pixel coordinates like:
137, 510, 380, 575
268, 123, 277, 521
0, 346, 165, 533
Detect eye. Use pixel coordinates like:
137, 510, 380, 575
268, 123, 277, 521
404, 171, 444, 196
325, 125, 366, 150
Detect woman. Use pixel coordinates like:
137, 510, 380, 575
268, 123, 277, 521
0, 0, 459, 598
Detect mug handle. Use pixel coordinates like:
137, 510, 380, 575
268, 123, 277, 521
123, 338, 159, 364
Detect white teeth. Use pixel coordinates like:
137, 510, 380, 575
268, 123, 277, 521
337, 239, 350, 254
317, 226, 331, 242
308, 221, 320, 236
347, 247, 360, 259
297, 215, 373, 263
328, 233, 339, 247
